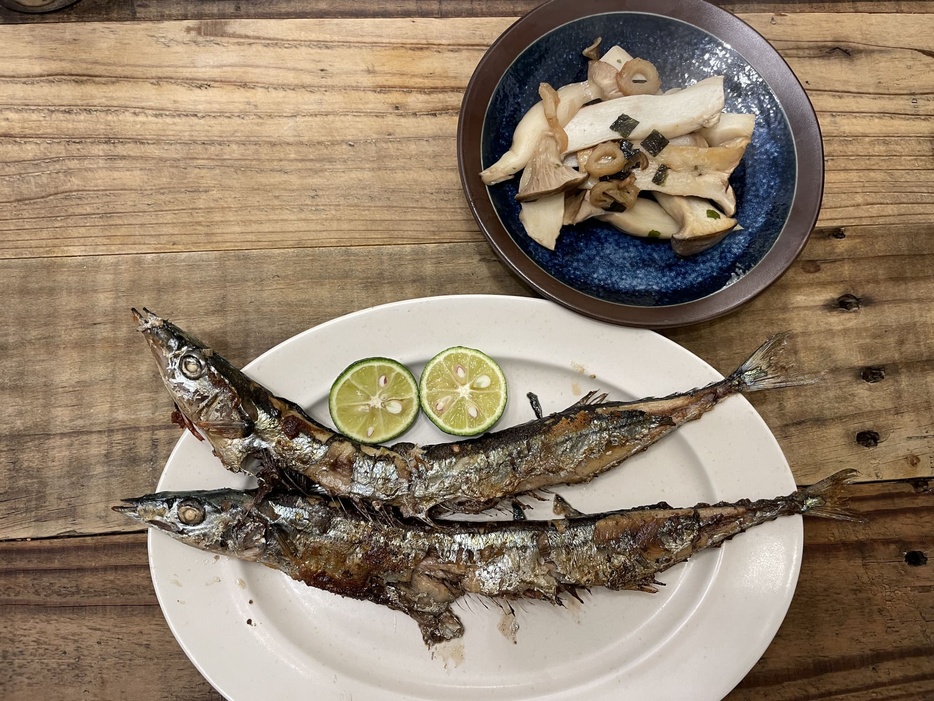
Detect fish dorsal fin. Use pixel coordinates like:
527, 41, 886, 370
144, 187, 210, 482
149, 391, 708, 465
552, 494, 585, 519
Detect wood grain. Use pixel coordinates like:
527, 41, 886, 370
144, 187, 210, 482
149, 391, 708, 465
729, 479, 934, 700
0, 19, 498, 258
2, 480, 930, 701
3, 0, 934, 24
0, 533, 219, 700
1, 15, 933, 256
667, 222, 934, 486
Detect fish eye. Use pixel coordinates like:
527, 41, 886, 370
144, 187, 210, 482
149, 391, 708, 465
177, 499, 206, 525
179, 352, 206, 380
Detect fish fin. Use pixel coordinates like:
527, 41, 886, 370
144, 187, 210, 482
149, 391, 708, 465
552, 584, 587, 605
373, 503, 406, 528
801, 468, 865, 522
526, 392, 544, 419
564, 584, 586, 603
552, 494, 585, 519
277, 469, 327, 498
565, 390, 607, 408
730, 332, 820, 392
636, 578, 665, 593
254, 451, 328, 502
253, 453, 287, 501
606, 577, 665, 593
582, 390, 609, 405
511, 500, 529, 521
524, 489, 552, 503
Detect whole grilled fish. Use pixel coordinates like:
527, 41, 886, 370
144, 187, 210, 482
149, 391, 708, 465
135, 308, 806, 518
116, 469, 859, 646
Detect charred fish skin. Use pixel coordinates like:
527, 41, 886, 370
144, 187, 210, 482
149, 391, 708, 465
136, 308, 804, 518
115, 469, 860, 646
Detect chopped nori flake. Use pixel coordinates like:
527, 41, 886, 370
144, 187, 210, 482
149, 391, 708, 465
610, 113, 639, 138
651, 164, 669, 185
706, 209, 721, 219
641, 129, 669, 157
647, 229, 662, 238
619, 140, 639, 159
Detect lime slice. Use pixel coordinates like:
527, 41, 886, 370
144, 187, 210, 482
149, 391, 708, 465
328, 357, 419, 444
418, 346, 507, 436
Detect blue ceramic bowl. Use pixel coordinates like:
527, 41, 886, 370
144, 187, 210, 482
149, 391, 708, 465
458, 0, 823, 328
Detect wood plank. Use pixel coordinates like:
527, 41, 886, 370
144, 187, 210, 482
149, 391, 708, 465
1, 15, 932, 257
745, 14, 934, 230
0, 533, 220, 700
667, 222, 934, 486
0, 19, 499, 258
727, 478, 934, 700
4, 0, 934, 25
2, 480, 930, 700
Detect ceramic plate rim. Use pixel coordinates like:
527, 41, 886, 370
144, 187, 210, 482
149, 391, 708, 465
457, 0, 824, 328
148, 294, 801, 701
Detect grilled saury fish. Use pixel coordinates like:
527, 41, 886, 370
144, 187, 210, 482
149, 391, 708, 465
116, 469, 860, 646
135, 308, 807, 518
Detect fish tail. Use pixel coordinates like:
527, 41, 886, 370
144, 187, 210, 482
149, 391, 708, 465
729, 332, 819, 392
799, 469, 864, 521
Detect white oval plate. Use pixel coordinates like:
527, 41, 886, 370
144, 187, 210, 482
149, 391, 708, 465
150, 294, 800, 701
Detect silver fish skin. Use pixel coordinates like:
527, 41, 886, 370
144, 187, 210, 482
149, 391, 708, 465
135, 307, 806, 518
115, 469, 860, 646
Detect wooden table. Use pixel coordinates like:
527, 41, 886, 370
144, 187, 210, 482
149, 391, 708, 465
1, 1, 931, 698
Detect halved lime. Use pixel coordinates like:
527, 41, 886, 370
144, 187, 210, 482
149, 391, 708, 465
418, 346, 507, 436
328, 357, 419, 444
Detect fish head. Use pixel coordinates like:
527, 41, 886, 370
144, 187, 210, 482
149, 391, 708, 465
133, 308, 262, 460
114, 489, 269, 560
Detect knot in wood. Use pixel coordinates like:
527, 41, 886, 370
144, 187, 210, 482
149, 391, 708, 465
860, 366, 885, 383
905, 551, 928, 567
856, 430, 880, 447
837, 294, 861, 311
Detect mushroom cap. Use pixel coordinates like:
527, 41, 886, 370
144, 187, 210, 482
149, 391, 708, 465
654, 193, 737, 256
515, 132, 588, 203
670, 228, 734, 256
564, 190, 605, 225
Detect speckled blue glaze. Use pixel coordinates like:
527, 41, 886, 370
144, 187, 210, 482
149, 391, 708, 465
482, 12, 796, 307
